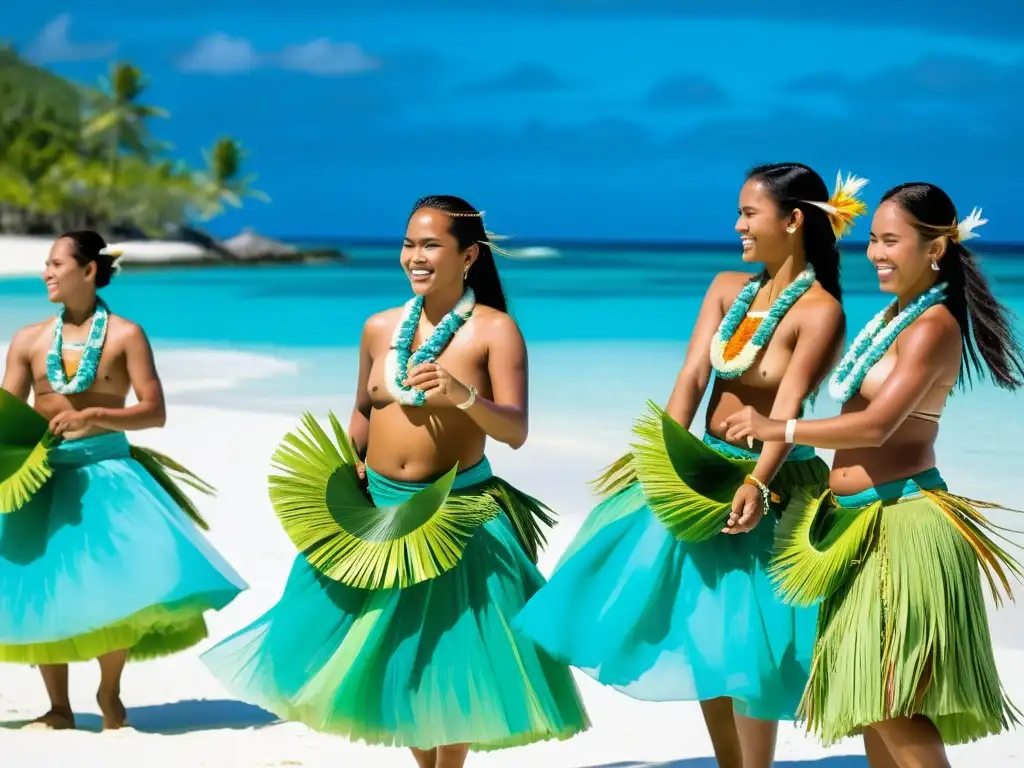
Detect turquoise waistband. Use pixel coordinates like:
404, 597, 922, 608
366, 457, 493, 504
49, 432, 130, 467
834, 468, 947, 507
702, 433, 817, 463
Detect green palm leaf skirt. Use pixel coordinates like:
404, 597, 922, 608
514, 401, 829, 721
770, 468, 1023, 745
201, 412, 589, 751
0, 389, 245, 664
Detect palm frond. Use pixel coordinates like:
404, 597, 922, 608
590, 452, 637, 498
0, 389, 55, 514
924, 490, 1024, 606
448, 478, 556, 563
769, 490, 884, 607
130, 445, 213, 530
630, 400, 751, 542
269, 412, 500, 590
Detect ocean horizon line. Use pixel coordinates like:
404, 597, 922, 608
286, 236, 1024, 255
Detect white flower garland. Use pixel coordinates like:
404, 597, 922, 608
384, 289, 476, 406
828, 283, 948, 403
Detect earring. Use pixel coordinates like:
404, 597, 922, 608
463, 267, 470, 279
786, 226, 797, 234
930, 259, 940, 272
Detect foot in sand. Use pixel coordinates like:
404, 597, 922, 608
97, 691, 129, 731
22, 708, 76, 730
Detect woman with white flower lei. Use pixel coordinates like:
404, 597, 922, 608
0, 231, 246, 731
516, 163, 865, 768
202, 195, 588, 768
724, 183, 1024, 766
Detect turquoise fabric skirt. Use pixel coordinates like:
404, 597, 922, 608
515, 435, 826, 721
201, 458, 589, 751
0, 432, 247, 664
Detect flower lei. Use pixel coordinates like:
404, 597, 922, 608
385, 288, 476, 406
710, 267, 816, 379
828, 282, 948, 403
46, 298, 111, 395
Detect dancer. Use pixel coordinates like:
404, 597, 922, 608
723, 183, 1024, 767
202, 195, 588, 768
516, 163, 866, 768
0, 230, 247, 730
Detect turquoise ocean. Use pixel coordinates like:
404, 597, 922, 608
4, 243, 1024, 649
2, 244, 1023, 489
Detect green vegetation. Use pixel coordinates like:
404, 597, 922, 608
0, 44, 268, 237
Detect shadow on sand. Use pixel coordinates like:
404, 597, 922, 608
1, 698, 278, 734
581, 758, 866, 768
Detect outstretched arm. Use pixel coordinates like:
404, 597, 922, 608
665, 273, 732, 428
2, 328, 34, 402
86, 325, 167, 431
724, 315, 954, 450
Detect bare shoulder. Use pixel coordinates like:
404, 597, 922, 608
363, 307, 403, 343
107, 314, 149, 344
902, 304, 960, 351
471, 305, 523, 342
9, 319, 52, 351
794, 284, 844, 326
711, 270, 755, 299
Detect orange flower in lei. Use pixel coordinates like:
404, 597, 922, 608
722, 316, 763, 362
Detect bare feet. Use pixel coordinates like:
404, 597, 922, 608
22, 708, 76, 730
97, 691, 129, 731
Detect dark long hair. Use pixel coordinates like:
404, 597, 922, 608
60, 230, 117, 288
746, 163, 842, 301
881, 182, 1024, 390
409, 195, 509, 313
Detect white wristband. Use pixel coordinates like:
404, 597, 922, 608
456, 384, 478, 410
784, 418, 797, 444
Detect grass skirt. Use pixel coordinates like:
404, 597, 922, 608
201, 413, 588, 751
0, 432, 247, 664
771, 469, 1022, 745
514, 402, 828, 720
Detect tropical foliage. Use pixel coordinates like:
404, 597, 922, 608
0, 44, 268, 236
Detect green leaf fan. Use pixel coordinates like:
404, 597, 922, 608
631, 400, 759, 542
0, 389, 57, 514
268, 412, 501, 590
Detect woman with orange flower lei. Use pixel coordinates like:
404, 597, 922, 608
516, 163, 865, 768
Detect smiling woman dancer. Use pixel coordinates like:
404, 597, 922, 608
723, 183, 1024, 767
0, 230, 246, 730
201, 195, 589, 768
515, 163, 865, 768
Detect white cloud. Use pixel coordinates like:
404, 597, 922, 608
177, 34, 260, 74
177, 35, 378, 76
276, 39, 380, 75
26, 14, 117, 63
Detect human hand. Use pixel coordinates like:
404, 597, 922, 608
721, 405, 774, 447
48, 408, 100, 440
403, 362, 470, 406
722, 482, 764, 534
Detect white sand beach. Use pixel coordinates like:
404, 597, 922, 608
1, 387, 1023, 767
0, 235, 209, 277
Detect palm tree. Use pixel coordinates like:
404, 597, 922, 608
82, 62, 168, 189
192, 137, 270, 220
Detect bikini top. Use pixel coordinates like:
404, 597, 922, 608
858, 350, 949, 424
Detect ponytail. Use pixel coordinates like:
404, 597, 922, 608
465, 241, 509, 313
940, 243, 1024, 390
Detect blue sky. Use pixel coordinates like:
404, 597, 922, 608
5, 4, 1024, 242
